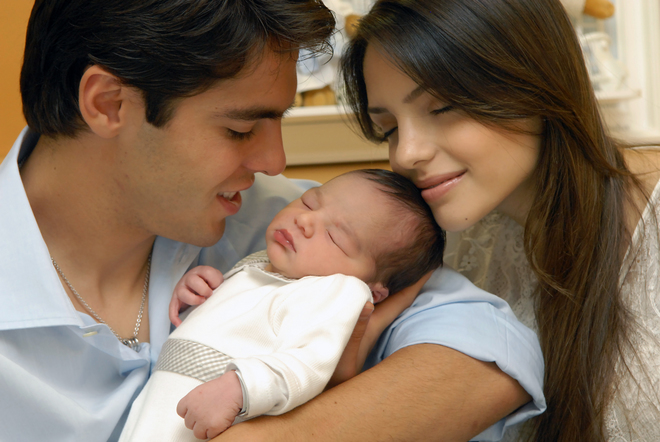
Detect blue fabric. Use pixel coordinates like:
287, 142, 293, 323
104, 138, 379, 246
0, 128, 315, 442
365, 266, 546, 441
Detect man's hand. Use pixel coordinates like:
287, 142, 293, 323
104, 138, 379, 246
326, 272, 433, 389
177, 371, 244, 440
169, 265, 224, 326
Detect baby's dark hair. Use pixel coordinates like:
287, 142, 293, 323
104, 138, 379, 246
353, 169, 445, 294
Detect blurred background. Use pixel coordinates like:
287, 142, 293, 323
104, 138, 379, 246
2, 0, 658, 182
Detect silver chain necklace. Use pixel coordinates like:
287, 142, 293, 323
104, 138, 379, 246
51, 253, 151, 351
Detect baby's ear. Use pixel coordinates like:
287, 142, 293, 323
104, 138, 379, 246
368, 283, 389, 304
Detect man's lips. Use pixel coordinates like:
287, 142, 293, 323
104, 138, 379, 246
274, 229, 296, 252
216, 191, 242, 215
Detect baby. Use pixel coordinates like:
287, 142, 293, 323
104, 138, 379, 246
120, 169, 445, 441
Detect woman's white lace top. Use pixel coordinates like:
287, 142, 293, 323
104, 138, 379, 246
444, 179, 660, 441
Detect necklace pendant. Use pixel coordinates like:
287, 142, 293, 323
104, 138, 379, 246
122, 337, 140, 351
51, 253, 151, 352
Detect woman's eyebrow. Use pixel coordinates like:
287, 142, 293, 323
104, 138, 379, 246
403, 85, 424, 104
367, 85, 425, 114
367, 106, 387, 115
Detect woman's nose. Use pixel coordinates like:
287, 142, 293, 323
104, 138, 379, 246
391, 126, 436, 170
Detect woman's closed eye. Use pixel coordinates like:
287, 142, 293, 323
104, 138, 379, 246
379, 126, 398, 142
431, 105, 453, 115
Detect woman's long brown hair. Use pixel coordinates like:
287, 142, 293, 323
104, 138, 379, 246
341, 0, 647, 440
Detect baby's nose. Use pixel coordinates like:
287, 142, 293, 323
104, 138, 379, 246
295, 213, 315, 238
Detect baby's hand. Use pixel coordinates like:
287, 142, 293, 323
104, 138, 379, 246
169, 266, 224, 326
177, 371, 244, 440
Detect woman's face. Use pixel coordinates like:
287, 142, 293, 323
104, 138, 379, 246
363, 46, 542, 232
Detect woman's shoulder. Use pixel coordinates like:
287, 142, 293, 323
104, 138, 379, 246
622, 147, 660, 233
623, 146, 660, 195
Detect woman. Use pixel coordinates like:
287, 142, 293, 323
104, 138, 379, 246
341, 0, 660, 440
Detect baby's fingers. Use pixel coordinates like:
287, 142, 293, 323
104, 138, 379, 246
169, 297, 184, 327
176, 396, 189, 420
194, 265, 224, 290
186, 275, 216, 301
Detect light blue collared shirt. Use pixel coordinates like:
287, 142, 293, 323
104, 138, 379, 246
0, 128, 544, 441
0, 128, 314, 441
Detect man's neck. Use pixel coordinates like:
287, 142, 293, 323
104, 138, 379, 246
20, 132, 155, 317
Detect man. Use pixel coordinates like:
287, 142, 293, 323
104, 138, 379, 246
1, 1, 334, 440
0, 1, 544, 441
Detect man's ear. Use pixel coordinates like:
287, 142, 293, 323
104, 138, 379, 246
78, 65, 128, 139
368, 283, 389, 304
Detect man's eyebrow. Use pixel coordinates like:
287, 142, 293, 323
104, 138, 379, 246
367, 85, 424, 114
217, 103, 295, 121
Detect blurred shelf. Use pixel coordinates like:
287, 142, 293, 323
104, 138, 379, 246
282, 105, 388, 166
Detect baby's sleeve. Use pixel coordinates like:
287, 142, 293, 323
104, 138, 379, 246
226, 274, 371, 418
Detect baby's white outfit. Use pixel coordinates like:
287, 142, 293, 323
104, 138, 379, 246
120, 251, 372, 442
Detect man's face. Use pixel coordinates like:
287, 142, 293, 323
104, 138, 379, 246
117, 49, 297, 246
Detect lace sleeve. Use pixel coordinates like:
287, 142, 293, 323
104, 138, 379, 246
610, 181, 660, 440
444, 199, 660, 440
444, 211, 538, 333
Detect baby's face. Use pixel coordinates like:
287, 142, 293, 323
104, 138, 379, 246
266, 173, 391, 281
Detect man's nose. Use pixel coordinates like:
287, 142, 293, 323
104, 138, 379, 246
244, 120, 287, 176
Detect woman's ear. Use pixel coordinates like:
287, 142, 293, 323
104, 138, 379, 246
368, 283, 390, 304
78, 65, 127, 138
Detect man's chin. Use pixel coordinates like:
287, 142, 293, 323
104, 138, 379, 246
173, 219, 227, 247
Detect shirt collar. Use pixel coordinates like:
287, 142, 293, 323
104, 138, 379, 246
0, 127, 82, 330
0, 128, 202, 336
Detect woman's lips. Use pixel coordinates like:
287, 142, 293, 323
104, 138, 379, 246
419, 171, 466, 202
274, 229, 296, 252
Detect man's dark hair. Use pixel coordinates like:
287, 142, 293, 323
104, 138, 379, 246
20, 0, 335, 138
355, 169, 445, 294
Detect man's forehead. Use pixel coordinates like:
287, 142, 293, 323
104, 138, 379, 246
193, 48, 298, 120
234, 45, 299, 81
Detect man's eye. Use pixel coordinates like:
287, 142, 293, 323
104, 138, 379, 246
226, 129, 255, 141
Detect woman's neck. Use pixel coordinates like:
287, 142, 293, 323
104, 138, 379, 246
495, 176, 537, 226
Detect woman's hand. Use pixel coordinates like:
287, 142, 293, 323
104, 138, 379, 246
326, 271, 433, 389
